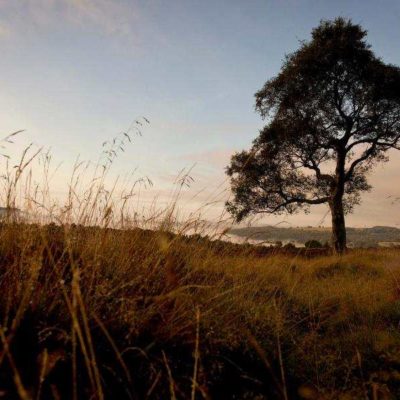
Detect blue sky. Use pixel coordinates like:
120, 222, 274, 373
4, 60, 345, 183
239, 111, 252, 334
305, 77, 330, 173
1, 0, 400, 226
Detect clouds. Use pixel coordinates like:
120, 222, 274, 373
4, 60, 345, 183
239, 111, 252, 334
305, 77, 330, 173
0, 0, 399, 228
0, 0, 142, 44
63, 0, 141, 38
180, 148, 235, 169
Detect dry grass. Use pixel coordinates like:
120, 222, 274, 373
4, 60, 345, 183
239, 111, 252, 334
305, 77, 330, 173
1, 223, 400, 399
1, 132, 400, 399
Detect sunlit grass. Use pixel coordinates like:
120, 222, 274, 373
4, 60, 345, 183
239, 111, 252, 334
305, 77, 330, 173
0, 131, 400, 399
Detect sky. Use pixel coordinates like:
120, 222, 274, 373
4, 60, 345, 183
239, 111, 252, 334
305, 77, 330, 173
0, 0, 400, 227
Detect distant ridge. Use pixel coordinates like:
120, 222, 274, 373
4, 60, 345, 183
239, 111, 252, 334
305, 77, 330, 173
229, 225, 400, 248
0, 206, 21, 214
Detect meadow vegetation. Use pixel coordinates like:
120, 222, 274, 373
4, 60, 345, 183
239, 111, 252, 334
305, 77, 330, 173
1, 131, 400, 399
1, 221, 400, 399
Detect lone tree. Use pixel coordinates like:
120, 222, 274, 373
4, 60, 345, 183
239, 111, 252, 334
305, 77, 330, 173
226, 18, 400, 253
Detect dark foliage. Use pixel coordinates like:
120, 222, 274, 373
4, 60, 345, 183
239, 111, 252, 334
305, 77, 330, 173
305, 239, 323, 249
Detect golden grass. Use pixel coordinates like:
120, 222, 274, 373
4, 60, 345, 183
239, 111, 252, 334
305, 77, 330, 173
0, 132, 400, 399
1, 221, 400, 399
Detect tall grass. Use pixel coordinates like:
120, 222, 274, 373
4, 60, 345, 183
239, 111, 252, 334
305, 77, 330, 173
0, 128, 400, 399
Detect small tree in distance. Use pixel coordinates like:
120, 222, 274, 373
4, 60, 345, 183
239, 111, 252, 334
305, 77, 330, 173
226, 18, 400, 253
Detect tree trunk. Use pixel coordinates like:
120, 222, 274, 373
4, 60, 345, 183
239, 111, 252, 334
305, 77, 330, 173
329, 196, 347, 254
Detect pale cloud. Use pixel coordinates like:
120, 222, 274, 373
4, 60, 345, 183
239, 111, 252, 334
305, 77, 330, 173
180, 148, 235, 169
0, 0, 142, 43
63, 0, 141, 38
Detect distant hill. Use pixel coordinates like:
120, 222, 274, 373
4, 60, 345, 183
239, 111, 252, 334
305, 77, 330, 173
0, 207, 21, 219
229, 225, 400, 248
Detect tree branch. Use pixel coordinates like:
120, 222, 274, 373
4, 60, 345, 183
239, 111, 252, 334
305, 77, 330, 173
263, 195, 331, 214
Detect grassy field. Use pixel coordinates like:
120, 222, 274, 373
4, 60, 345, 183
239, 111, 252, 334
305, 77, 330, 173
1, 221, 400, 399
0, 135, 399, 399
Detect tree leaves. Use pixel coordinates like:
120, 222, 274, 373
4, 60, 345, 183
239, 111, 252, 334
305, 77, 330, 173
227, 18, 400, 225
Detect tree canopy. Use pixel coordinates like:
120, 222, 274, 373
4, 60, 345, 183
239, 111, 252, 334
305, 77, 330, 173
226, 18, 400, 252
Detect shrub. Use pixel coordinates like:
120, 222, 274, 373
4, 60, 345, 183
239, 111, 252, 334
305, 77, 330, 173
305, 239, 323, 248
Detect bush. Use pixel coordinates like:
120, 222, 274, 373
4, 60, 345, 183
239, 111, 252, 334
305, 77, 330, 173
283, 242, 296, 250
305, 239, 323, 248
